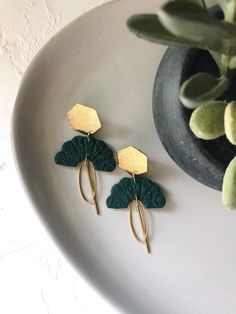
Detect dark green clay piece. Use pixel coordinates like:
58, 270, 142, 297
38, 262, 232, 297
106, 176, 166, 209
55, 135, 116, 172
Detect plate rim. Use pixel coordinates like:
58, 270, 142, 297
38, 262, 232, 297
11, 1, 135, 313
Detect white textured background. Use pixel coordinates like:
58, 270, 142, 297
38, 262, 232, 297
0, 1, 122, 313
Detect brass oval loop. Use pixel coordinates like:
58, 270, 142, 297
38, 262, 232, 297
77, 160, 97, 204
129, 200, 149, 243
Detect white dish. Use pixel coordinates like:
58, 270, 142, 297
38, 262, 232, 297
12, 1, 236, 313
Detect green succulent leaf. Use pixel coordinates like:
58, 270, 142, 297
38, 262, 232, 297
179, 73, 229, 109
127, 14, 201, 48
217, 0, 236, 22
127, 14, 229, 54
182, 0, 206, 8
189, 101, 226, 139
158, 2, 236, 42
228, 55, 236, 69
222, 156, 236, 210
216, 0, 236, 73
210, 51, 224, 71
175, 0, 206, 7
224, 101, 236, 145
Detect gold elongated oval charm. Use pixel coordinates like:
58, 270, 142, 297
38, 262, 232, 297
129, 199, 150, 253
77, 160, 100, 215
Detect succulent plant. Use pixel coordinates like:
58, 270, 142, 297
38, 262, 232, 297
127, 0, 236, 209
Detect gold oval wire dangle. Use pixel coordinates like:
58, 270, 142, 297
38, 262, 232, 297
77, 159, 100, 215
78, 160, 96, 203
129, 199, 150, 253
129, 200, 148, 242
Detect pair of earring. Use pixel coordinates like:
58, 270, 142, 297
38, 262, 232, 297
55, 103, 166, 253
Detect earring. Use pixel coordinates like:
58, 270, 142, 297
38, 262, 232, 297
55, 103, 116, 215
106, 146, 166, 253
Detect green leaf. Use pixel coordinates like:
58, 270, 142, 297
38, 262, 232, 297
225, 101, 236, 145
209, 51, 224, 72
127, 14, 232, 55
158, 1, 236, 41
179, 73, 229, 109
217, 0, 236, 22
228, 55, 236, 69
216, 1, 236, 73
179, 0, 206, 7
222, 156, 236, 210
127, 14, 201, 48
189, 101, 226, 139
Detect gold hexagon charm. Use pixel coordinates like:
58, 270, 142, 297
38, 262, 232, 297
117, 146, 148, 175
67, 104, 101, 134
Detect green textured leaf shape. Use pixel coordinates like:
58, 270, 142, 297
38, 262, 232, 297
222, 156, 236, 210
55, 135, 116, 172
106, 176, 166, 209
158, 1, 236, 42
127, 14, 226, 54
225, 101, 236, 145
179, 73, 229, 109
190, 101, 226, 140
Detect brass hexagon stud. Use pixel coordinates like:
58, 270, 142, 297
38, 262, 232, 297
67, 104, 101, 134
117, 146, 148, 175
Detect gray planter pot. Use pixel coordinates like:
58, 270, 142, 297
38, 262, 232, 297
153, 47, 236, 191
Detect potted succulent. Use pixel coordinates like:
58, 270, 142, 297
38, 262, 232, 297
127, 0, 236, 209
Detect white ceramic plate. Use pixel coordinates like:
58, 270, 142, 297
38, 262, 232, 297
12, 1, 236, 313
